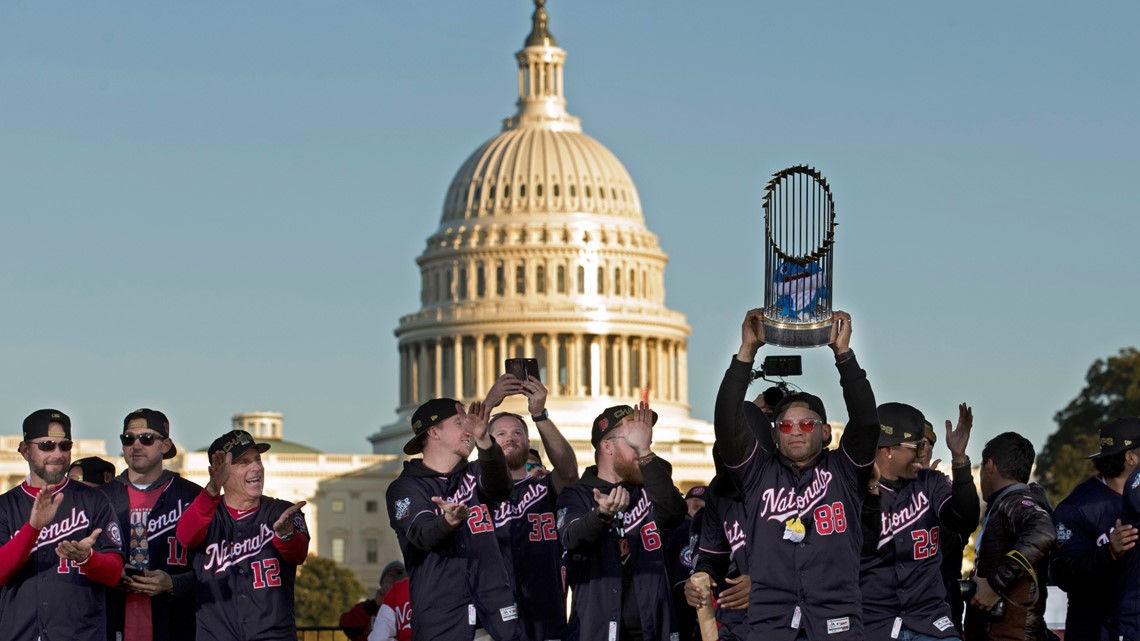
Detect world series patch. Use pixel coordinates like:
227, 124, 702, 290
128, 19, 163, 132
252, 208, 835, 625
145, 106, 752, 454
395, 497, 411, 520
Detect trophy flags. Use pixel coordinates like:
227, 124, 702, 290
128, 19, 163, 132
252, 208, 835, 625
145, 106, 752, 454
760, 165, 837, 348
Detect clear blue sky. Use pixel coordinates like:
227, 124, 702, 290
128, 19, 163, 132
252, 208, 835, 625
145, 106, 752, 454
2, 2, 1137, 459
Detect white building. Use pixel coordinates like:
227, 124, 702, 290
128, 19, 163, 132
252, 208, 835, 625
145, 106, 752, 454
368, 0, 719, 491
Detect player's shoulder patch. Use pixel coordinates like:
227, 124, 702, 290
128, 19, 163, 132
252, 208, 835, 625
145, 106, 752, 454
106, 521, 122, 546
1132, 473, 1140, 490
1020, 499, 1036, 507
394, 497, 412, 521
556, 506, 568, 529
680, 545, 693, 568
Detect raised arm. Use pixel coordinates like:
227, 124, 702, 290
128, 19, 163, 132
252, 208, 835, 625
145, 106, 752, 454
465, 401, 512, 503
623, 403, 686, 529
938, 404, 981, 535
831, 311, 878, 467
714, 309, 766, 468
524, 377, 578, 493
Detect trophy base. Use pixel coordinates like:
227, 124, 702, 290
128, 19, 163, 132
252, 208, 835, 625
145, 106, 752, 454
760, 315, 833, 348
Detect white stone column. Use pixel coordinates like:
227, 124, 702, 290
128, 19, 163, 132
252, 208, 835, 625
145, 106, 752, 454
523, 333, 534, 359
670, 340, 679, 401
453, 337, 464, 399
679, 341, 689, 403
619, 336, 630, 399
433, 341, 443, 399
571, 333, 583, 396
475, 335, 485, 395
589, 335, 601, 398
638, 338, 648, 396
399, 344, 408, 405
548, 334, 560, 397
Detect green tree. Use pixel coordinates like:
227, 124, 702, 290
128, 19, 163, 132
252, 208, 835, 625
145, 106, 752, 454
1036, 347, 1140, 506
294, 554, 368, 627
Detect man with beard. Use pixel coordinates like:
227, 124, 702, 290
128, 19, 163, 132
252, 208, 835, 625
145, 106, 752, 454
1053, 417, 1140, 641
485, 374, 578, 641
386, 398, 520, 641
69, 457, 116, 487
860, 402, 980, 640
556, 402, 687, 641
0, 409, 125, 641
101, 408, 203, 641
176, 429, 309, 641
713, 309, 880, 641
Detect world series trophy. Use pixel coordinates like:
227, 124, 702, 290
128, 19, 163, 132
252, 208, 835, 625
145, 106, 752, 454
760, 165, 837, 348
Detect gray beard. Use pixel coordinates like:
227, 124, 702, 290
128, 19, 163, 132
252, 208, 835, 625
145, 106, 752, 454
35, 463, 67, 485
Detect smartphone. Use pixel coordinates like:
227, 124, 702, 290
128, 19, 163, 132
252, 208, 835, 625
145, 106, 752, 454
505, 358, 540, 382
124, 567, 144, 578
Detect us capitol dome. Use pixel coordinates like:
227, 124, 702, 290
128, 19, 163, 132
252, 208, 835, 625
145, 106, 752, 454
369, 0, 715, 484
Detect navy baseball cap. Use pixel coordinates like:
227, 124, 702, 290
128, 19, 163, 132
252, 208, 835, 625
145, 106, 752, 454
877, 403, 926, 447
684, 485, 708, 500
591, 405, 658, 448
208, 430, 271, 461
773, 392, 827, 423
124, 408, 177, 459
405, 398, 462, 455
1088, 417, 1140, 459
69, 457, 116, 485
23, 409, 72, 441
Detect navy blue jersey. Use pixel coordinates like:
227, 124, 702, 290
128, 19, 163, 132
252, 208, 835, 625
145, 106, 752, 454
185, 495, 308, 641
665, 515, 696, 641
1116, 471, 1140, 640
557, 460, 686, 641
387, 456, 521, 641
692, 485, 750, 640
1052, 475, 1124, 641
491, 474, 564, 641
860, 467, 979, 639
714, 352, 880, 641
0, 479, 123, 641
101, 470, 203, 641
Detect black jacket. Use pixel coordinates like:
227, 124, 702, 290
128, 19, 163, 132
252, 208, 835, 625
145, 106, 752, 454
100, 469, 202, 641
1051, 475, 1123, 641
965, 483, 1056, 641
557, 458, 686, 641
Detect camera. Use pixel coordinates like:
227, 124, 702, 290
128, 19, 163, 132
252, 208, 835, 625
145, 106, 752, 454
751, 355, 802, 380
957, 579, 1006, 617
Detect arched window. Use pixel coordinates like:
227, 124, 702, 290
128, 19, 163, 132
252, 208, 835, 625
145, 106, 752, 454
516, 264, 526, 294
536, 265, 546, 294
557, 265, 566, 293
577, 266, 585, 295
614, 268, 621, 296
597, 266, 604, 294
476, 262, 486, 298
458, 267, 468, 300
630, 268, 637, 297
496, 261, 506, 296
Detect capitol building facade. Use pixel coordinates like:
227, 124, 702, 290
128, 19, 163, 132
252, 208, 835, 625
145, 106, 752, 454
369, 1, 718, 487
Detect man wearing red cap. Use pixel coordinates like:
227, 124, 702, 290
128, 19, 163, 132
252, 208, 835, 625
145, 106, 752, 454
0, 409, 125, 641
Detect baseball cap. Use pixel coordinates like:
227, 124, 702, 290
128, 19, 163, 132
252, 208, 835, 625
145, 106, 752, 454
404, 398, 462, 455
773, 392, 827, 423
684, 485, 708, 500
207, 430, 271, 462
1088, 417, 1140, 459
23, 409, 72, 441
924, 420, 937, 445
877, 403, 926, 447
591, 405, 658, 448
380, 561, 407, 583
123, 408, 178, 459
69, 457, 116, 485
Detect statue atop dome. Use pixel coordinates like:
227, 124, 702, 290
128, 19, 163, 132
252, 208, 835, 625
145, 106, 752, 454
525, 0, 557, 47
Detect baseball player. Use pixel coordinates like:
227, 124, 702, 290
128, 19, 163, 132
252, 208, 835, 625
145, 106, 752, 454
102, 408, 203, 641
176, 429, 309, 641
685, 459, 752, 641
1117, 455, 1140, 641
556, 402, 687, 641
385, 397, 521, 641
69, 456, 116, 487
485, 374, 579, 641
0, 409, 125, 641
713, 310, 880, 641
1053, 417, 1140, 641
859, 402, 980, 640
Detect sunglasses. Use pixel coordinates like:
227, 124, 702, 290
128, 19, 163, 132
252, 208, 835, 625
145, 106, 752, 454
28, 439, 73, 453
120, 433, 166, 447
893, 442, 921, 451
525, 462, 546, 472
776, 418, 822, 434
